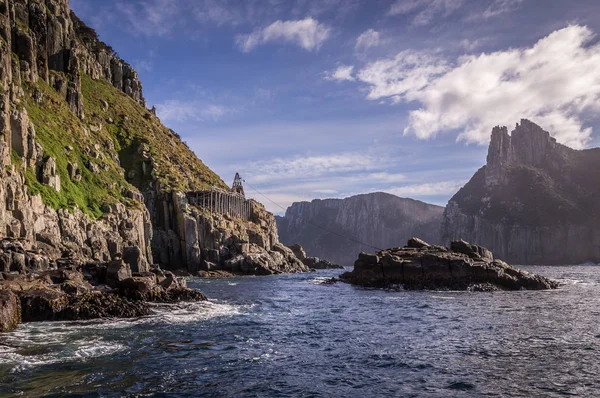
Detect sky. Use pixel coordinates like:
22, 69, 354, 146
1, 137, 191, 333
70, 0, 600, 214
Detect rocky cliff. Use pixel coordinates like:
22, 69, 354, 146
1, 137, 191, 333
442, 119, 600, 265
0, 0, 306, 277
276, 192, 445, 266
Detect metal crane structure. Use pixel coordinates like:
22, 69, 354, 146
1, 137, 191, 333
232, 172, 245, 197
187, 173, 252, 220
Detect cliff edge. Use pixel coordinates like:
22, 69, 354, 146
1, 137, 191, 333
442, 119, 600, 265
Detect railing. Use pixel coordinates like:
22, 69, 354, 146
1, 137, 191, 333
187, 187, 252, 221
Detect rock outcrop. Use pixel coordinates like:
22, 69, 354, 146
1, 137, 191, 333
285, 243, 343, 269
442, 120, 600, 265
147, 190, 309, 275
0, 289, 20, 332
0, 237, 206, 331
277, 192, 445, 266
340, 238, 559, 291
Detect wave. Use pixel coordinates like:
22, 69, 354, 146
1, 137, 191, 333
149, 300, 250, 325
0, 299, 251, 373
0, 337, 127, 374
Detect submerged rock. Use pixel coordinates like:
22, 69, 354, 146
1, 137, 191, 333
340, 238, 559, 291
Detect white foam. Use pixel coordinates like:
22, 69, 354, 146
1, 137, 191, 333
0, 334, 129, 373
73, 341, 127, 360
150, 300, 250, 324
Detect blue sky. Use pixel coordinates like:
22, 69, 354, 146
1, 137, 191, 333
70, 0, 600, 213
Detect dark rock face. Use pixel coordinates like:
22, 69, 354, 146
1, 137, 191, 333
146, 191, 310, 276
0, 0, 145, 107
442, 119, 600, 265
0, 238, 208, 330
0, 289, 20, 332
277, 192, 444, 266
341, 238, 559, 291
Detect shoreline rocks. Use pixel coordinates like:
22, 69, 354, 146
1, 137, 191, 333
286, 244, 344, 270
0, 238, 207, 333
340, 238, 559, 291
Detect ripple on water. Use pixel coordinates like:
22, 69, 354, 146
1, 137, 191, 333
0, 266, 599, 397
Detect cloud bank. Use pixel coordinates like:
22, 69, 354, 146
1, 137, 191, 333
356, 25, 600, 149
236, 18, 331, 52
157, 100, 231, 122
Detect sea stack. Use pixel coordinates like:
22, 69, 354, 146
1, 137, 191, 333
442, 120, 600, 265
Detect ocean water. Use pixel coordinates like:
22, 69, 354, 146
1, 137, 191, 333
1, 266, 599, 397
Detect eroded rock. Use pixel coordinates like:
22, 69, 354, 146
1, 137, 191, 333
0, 289, 21, 332
341, 239, 559, 291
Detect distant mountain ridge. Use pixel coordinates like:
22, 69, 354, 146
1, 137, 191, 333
442, 119, 600, 265
276, 192, 444, 266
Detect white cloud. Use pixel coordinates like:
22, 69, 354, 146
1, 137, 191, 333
246, 153, 382, 183
193, 0, 245, 26
157, 100, 232, 122
236, 18, 331, 52
356, 25, 600, 149
388, 0, 524, 26
121, 0, 181, 37
324, 65, 355, 82
459, 38, 488, 51
355, 29, 381, 51
386, 180, 466, 197
388, 0, 465, 26
357, 51, 449, 101
478, 0, 523, 20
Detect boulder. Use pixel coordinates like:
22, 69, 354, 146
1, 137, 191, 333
18, 288, 69, 322
10, 252, 26, 273
302, 257, 344, 270
122, 246, 147, 273
105, 260, 132, 287
451, 240, 493, 261
120, 276, 157, 299
407, 237, 431, 249
158, 274, 181, 290
42, 157, 61, 191
288, 244, 306, 260
358, 252, 379, 265
0, 253, 10, 273
0, 290, 21, 332
272, 242, 295, 258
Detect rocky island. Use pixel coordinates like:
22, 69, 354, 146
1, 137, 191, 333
340, 238, 559, 291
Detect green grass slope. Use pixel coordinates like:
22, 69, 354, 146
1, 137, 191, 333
18, 72, 226, 219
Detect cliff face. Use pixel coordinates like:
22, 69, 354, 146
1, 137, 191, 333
0, 0, 152, 269
276, 192, 445, 266
442, 119, 600, 265
0, 0, 305, 275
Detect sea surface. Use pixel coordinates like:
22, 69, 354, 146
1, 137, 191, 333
0, 266, 599, 397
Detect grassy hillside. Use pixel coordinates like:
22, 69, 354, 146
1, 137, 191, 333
18, 72, 226, 218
